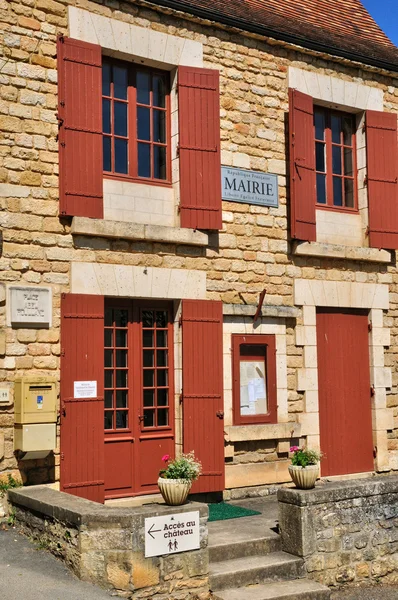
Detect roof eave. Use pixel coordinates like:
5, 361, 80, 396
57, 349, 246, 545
145, 0, 398, 73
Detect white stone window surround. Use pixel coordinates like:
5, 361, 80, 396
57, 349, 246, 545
293, 278, 392, 474
288, 67, 384, 253
68, 6, 204, 228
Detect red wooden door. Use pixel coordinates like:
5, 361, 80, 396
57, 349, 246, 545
60, 294, 105, 502
316, 310, 374, 477
182, 300, 225, 494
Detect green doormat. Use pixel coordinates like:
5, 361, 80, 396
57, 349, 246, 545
208, 502, 261, 522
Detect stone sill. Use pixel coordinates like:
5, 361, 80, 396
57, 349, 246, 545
223, 304, 300, 319
71, 217, 209, 247
293, 241, 391, 263
224, 422, 302, 443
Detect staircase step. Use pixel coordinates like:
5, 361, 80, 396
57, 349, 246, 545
209, 530, 281, 562
209, 551, 305, 591
212, 578, 331, 600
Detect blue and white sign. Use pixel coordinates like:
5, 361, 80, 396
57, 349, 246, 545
221, 166, 278, 208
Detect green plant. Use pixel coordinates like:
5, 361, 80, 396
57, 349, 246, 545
159, 452, 202, 481
290, 446, 323, 467
0, 474, 21, 497
7, 508, 16, 527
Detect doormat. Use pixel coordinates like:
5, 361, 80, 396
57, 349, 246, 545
208, 502, 261, 522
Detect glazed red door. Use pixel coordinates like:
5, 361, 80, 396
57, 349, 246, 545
316, 310, 374, 476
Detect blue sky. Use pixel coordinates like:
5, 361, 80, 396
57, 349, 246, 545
361, 0, 398, 46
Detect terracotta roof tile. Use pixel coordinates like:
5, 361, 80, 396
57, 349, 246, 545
153, 0, 398, 70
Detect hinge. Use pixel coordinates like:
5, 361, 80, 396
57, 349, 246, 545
60, 452, 65, 461
365, 226, 370, 237
368, 321, 372, 332
370, 385, 375, 397
179, 394, 183, 404
363, 175, 368, 187
179, 315, 182, 327
373, 446, 377, 458
61, 348, 65, 357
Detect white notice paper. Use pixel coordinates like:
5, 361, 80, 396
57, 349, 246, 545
74, 381, 97, 399
145, 511, 200, 558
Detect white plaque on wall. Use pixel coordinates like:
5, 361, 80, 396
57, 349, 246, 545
8, 286, 52, 328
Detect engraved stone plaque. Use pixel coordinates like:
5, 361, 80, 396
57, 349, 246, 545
8, 286, 52, 328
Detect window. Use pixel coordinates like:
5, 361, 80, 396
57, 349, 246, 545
232, 334, 277, 425
314, 107, 357, 210
102, 59, 170, 182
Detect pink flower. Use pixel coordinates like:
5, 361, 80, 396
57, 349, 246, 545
162, 454, 170, 463
290, 446, 299, 453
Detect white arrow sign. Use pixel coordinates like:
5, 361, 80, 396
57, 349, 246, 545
144, 511, 200, 558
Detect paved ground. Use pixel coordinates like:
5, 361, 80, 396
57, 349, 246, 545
0, 527, 112, 600
331, 586, 398, 599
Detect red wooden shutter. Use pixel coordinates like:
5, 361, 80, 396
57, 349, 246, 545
289, 88, 316, 241
178, 67, 222, 230
60, 294, 105, 503
57, 36, 103, 219
182, 299, 225, 494
366, 110, 398, 249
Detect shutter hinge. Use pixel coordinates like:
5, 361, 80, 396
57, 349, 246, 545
57, 33, 65, 44
363, 175, 368, 187
61, 348, 65, 357
365, 226, 370, 237
179, 315, 182, 327
179, 394, 183, 404
370, 385, 375, 397
373, 446, 377, 458
368, 321, 372, 332
60, 452, 65, 461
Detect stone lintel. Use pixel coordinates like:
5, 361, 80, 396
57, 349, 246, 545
277, 474, 398, 507
293, 241, 391, 263
223, 304, 300, 319
71, 217, 209, 247
224, 422, 301, 443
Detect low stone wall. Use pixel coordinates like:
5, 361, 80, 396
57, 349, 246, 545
9, 486, 210, 600
278, 475, 398, 588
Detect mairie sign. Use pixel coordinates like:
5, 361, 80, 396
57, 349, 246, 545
221, 166, 279, 208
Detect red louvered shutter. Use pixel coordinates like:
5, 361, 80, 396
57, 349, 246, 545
178, 67, 222, 230
60, 294, 105, 503
182, 299, 225, 494
57, 36, 103, 219
289, 88, 316, 241
366, 110, 398, 249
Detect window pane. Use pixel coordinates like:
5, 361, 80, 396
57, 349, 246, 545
105, 370, 113, 388
144, 389, 155, 407
105, 390, 113, 408
157, 369, 168, 387
156, 330, 167, 347
137, 71, 150, 105
154, 145, 167, 180
137, 107, 151, 141
314, 110, 325, 141
344, 148, 353, 176
143, 350, 154, 367
332, 146, 342, 175
105, 309, 113, 327
116, 411, 127, 429
342, 116, 353, 146
157, 349, 167, 367
116, 389, 128, 408
102, 99, 111, 134
157, 408, 168, 427
114, 309, 128, 327
116, 370, 127, 388
333, 176, 343, 207
104, 411, 113, 430
153, 75, 166, 108
316, 173, 326, 204
239, 360, 267, 416
103, 136, 111, 171
113, 65, 128, 100
331, 114, 341, 144
138, 143, 151, 178
156, 311, 167, 327
105, 349, 113, 367
102, 63, 111, 96
344, 179, 354, 208
116, 329, 127, 347
114, 138, 128, 174
315, 142, 325, 172
144, 410, 155, 428
104, 329, 113, 347
153, 110, 166, 143
116, 350, 127, 367
144, 370, 154, 387
158, 389, 168, 406
143, 330, 154, 347
142, 310, 154, 327
114, 101, 127, 137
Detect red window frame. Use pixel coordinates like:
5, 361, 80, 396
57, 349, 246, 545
232, 334, 277, 426
102, 58, 172, 185
314, 107, 358, 213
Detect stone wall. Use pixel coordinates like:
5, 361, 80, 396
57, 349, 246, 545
9, 486, 210, 599
0, 0, 398, 488
278, 476, 398, 588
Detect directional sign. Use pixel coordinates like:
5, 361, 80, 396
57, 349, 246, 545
144, 511, 200, 558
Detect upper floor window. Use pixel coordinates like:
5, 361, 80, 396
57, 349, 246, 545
314, 107, 357, 211
102, 59, 170, 182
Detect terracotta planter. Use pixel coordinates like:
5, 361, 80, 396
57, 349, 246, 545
288, 464, 319, 489
157, 477, 192, 506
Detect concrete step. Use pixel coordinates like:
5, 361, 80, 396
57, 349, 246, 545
209, 529, 281, 562
209, 551, 305, 592
212, 578, 331, 600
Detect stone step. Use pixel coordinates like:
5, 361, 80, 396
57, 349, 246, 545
209, 529, 281, 562
212, 578, 331, 600
209, 551, 305, 592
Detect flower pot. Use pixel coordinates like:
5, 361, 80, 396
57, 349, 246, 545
288, 464, 319, 489
157, 477, 192, 506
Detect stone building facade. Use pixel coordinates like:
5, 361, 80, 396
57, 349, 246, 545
0, 0, 397, 501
